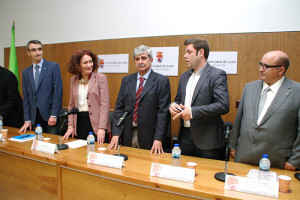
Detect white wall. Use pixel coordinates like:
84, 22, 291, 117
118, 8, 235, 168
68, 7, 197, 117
1, 0, 300, 67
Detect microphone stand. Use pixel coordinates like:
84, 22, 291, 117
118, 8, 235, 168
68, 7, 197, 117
56, 115, 69, 150
113, 124, 128, 161
214, 127, 235, 182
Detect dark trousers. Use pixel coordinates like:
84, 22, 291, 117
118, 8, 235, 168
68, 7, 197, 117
76, 112, 94, 140
179, 127, 225, 161
34, 108, 59, 135
76, 112, 110, 143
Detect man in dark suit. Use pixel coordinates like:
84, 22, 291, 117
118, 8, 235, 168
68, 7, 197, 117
0, 66, 23, 128
169, 38, 230, 160
229, 51, 300, 170
108, 45, 171, 154
19, 40, 63, 134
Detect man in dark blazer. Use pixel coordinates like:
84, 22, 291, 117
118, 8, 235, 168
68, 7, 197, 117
229, 51, 300, 170
169, 38, 230, 160
0, 66, 23, 128
108, 45, 171, 154
19, 40, 63, 134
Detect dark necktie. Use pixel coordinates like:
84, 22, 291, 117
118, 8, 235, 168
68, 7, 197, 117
133, 77, 144, 126
258, 87, 271, 118
35, 65, 40, 90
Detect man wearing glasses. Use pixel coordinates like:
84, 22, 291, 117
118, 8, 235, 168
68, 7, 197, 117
229, 50, 300, 170
19, 40, 63, 134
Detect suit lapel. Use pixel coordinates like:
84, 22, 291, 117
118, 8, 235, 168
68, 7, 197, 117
259, 78, 292, 126
73, 75, 79, 106
129, 73, 137, 100
191, 66, 210, 105
141, 70, 155, 100
181, 71, 192, 104
36, 60, 48, 91
253, 81, 263, 123
28, 65, 36, 92
87, 72, 96, 95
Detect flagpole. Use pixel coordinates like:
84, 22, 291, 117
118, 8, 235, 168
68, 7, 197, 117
9, 21, 20, 91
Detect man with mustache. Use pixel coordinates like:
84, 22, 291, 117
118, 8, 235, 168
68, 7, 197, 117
19, 40, 63, 134
108, 45, 171, 155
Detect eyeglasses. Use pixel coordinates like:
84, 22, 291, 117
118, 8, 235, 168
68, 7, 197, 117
258, 62, 281, 70
28, 47, 43, 53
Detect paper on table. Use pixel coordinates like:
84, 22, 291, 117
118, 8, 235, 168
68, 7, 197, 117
65, 139, 87, 149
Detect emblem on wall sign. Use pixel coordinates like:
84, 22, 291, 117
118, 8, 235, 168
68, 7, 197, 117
99, 59, 104, 69
156, 52, 163, 63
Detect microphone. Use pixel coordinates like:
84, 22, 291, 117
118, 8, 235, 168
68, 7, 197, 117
116, 106, 134, 128
214, 121, 235, 182
59, 108, 79, 117
224, 121, 233, 140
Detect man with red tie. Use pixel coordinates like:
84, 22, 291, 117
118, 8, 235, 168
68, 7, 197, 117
108, 45, 171, 154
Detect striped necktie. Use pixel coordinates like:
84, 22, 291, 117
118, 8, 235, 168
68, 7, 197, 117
133, 77, 144, 126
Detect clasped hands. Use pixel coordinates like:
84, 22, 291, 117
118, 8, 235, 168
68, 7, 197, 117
169, 103, 191, 121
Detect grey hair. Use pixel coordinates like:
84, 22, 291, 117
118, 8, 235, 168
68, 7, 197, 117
133, 45, 153, 59
26, 40, 42, 51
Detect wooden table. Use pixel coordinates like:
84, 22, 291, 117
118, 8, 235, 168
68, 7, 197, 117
0, 127, 299, 200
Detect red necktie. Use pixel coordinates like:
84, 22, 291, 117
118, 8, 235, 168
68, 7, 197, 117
133, 77, 144, 125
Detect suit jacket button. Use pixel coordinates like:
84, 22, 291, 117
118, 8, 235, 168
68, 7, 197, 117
88, 105, 91, 107
87, 97, 89, 99
90, 113, 92, 115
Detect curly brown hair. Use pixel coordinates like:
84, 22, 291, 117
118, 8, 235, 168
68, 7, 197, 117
67, 49, 99, 75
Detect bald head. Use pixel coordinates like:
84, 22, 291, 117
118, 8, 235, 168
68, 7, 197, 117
262, 51, 290, 73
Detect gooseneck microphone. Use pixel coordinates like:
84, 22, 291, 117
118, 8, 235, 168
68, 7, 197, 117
116, 106, 134, 127
57, 108, 79, 150
224, 121, 233, 140
59, 108, 79, 117
214, 121, 235, 182
114, 105, 134, 161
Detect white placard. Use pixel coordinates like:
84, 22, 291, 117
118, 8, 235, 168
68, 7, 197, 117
98, 54, 129, 73
207, 51, 238, 74
31, 140, 59, 155
66, 139, 87, 149
225, 175, 279, 198
87, 152, 124, 169
150, 163, 195, 183
0, 134, 4, 142
150, 47, 179, 76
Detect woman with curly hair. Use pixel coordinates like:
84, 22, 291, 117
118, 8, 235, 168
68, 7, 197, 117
62, 49, 111, 144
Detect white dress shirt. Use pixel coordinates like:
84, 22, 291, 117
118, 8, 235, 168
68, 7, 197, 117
78, 82, 89, 112
257, 76, 285, 124
183, 65, 207, 127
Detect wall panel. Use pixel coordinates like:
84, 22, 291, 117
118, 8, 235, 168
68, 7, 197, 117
4, 32, 300, 137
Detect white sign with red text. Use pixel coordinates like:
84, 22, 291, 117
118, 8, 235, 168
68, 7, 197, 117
150, 47, 179, 76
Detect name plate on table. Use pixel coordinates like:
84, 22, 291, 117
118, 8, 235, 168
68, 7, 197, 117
0, 134, 4, 141
225, 175, 279, 198
87, 152, 124, 169
150, 163, 195, 183
31, 140, 59, 155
